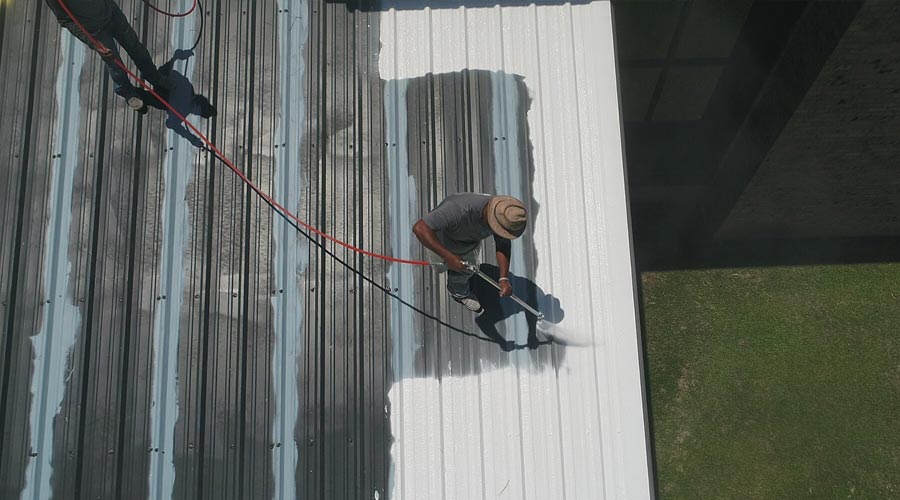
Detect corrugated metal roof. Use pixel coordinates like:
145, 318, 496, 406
0, 0, 651, 499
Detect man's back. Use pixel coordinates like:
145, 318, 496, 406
422, 193, 494, 254
45, 0, 116, 33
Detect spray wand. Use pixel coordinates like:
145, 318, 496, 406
465, 264, 545, 322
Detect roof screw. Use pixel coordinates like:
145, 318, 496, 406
232, 292, 238, 298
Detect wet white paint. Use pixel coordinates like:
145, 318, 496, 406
385, 79, 418, 379
149, 2, 198, 498
271, 1, 310, 498
381, 3, 652, 499
21, 30, 86, 500
383, 78, 422, 498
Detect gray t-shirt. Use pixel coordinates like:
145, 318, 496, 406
422, 193, 496, 254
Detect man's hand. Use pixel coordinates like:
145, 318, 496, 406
444, 257, 468, 273
173, 49, 194, 61
414, 219, 470, 273
498, 278, 513, 297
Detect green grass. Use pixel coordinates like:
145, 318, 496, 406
641, 264, 900, 500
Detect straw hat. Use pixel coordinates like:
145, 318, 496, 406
486, 196, 528, 240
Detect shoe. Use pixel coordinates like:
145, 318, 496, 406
126, 96, 144, 111
453, 294, 484, 316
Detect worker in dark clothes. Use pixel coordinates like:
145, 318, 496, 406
44, 0, 170, 110
413, 193, 528, 315
136, 49, 217, 144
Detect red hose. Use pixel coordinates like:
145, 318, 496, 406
56, 0, 430, 267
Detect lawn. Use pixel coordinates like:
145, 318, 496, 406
641, 264, 900, 500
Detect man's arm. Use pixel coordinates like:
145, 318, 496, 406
494, 236, 513, 297
166, 118, 204, 148
412, 219, 467, 272
160, 49, 194, 74
43, 0, 70, 24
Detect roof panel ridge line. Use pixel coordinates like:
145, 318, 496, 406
270, 0, 310, 498
21, 28, 86, 500
147, 1, 199, 498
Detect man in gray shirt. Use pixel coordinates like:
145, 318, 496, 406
413, 193, 528, 314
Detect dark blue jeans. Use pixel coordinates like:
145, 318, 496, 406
63, 6, 161, 99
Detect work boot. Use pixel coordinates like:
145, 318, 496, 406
453, 294, 484, 316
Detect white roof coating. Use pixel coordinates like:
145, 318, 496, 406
0, 0, 651, 497
380, 2, 654, 499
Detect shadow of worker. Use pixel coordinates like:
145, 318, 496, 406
136, 49, 216, 148
470, 264, 564, 351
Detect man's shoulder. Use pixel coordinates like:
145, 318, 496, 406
445, 192, 490, 208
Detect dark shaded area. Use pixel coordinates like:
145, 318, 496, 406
470, 263, 563, 350
615, 0, 894, 272
137, 50, 216, 149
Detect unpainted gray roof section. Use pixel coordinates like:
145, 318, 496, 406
0, 0, 652, 499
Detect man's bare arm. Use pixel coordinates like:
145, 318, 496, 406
494, 236, 513, 297
412, 219, 467, 272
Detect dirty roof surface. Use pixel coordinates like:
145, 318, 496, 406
0, 1, 651, 499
